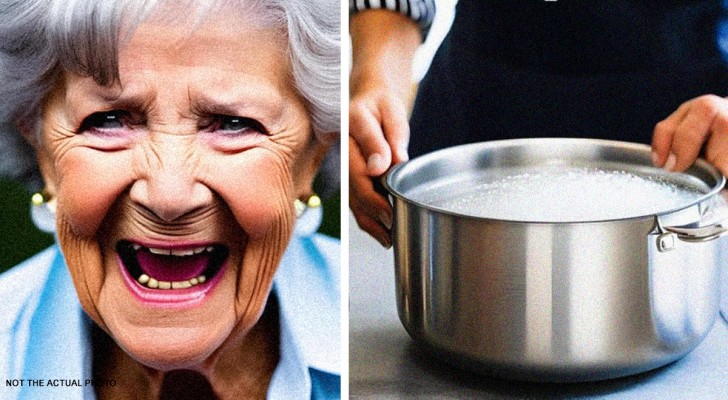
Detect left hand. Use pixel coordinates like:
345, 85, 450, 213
652, 94, 728, 176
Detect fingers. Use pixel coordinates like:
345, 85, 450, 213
705, 115, 728, 177
652, 101, 688, 168
380, 94, 410, 165
349, 136, 393, 247
350, 92, 411, 176
350, 98, 392, 176
667, 105, 712, 172
653, 95, 728, 173
669, 96, 721, 171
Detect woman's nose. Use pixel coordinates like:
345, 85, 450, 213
129, 148, 213, 223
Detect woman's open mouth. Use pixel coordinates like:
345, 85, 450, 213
116, 240, 228, 289
115, 240, 230, 306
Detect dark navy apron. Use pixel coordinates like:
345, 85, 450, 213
409, 0, 728, 157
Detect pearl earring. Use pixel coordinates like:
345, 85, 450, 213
294, 194, 321, 218
30, 190, 56, 233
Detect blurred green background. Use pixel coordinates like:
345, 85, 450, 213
0, 179, 55, 273
0, 178, 340, 274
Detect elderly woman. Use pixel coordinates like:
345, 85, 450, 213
0, 0, 340, 399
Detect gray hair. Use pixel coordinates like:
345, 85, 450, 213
0, 0, 340, 193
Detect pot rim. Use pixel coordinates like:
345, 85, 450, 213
383, 138, 727, 224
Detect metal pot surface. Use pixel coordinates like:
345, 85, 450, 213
384, 138, 727, 382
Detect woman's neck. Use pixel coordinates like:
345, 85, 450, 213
92, 297, 280, 400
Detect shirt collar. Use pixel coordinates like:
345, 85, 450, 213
275, 205, 340, 373
293, 203, 324, 237
20, 248, 93, 399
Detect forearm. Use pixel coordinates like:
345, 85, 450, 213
350, 9, 422, 103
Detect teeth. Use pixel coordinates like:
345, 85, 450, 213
171, 281, 193, 289
148, 247, 171, 256
139, 245, 213, 257
128, 243, 217, 290
170, 249, 194, 257
137, 274, 208, 290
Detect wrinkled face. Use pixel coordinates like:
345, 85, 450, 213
34, 10, 322, 369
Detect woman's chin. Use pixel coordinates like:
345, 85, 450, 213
115, 325, 231, 371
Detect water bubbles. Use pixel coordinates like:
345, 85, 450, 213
412, 166, 706, 222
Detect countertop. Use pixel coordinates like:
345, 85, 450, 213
349, 213, 728, 399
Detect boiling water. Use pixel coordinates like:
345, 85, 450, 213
413, 166, 707, 222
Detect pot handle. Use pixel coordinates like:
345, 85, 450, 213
656, 223, 728, 252
374, 171, 395, 207
656, 191, 728, 251
664, 224, 728, 242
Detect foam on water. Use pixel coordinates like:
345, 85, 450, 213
411, 166, 707, 222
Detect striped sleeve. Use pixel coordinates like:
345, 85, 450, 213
350, 0, 436, 38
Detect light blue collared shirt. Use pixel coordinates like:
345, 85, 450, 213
0, 207, 340, 399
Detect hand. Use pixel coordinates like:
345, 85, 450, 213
349, 77, 410, 247
349, 9, 421, 246
653, 94, 728, 176
349, 136, 395, 248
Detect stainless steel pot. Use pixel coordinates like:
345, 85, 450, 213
383, 138, 727, 382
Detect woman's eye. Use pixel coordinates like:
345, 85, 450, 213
78, 110, 132, 132
212, 115, 268, 135
220, 116, 248, 131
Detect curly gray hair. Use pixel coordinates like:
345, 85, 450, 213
0, 0, 340, 194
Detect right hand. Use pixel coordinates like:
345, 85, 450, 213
348, 9, 421, 247
349, 77, 410, 247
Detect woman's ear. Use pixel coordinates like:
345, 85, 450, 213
17, 118, 58, 196
317, 131, 340, 146
295, 134, 339, 198
16, 118, 40, 147
34, 146, 58, 197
